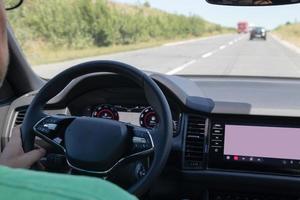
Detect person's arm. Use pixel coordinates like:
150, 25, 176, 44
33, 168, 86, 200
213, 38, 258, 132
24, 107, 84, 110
0, 126, 46, 168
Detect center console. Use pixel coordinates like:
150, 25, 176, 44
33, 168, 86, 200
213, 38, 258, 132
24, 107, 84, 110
208, 115, 300, 175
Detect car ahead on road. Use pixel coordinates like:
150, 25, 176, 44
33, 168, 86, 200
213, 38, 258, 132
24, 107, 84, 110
2, 0, 300, 199
250, 27, 267, 40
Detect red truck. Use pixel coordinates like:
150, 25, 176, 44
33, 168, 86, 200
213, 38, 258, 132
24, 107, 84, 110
237, 21, 248, 33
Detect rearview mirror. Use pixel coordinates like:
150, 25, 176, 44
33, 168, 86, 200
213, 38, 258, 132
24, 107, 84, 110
206, 0, 300, 6
4, 0, 23, 10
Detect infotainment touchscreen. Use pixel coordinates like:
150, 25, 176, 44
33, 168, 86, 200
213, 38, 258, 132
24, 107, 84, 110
208, 120, 300, 174
224, 125, 300, 161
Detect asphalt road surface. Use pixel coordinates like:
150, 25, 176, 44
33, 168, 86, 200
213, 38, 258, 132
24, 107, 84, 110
33, 34, 300, 78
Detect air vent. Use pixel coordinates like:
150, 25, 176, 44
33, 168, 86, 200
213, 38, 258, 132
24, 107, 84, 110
14, 108, 27, 127
184, 115, 207, 169
172, 114, 182, 137
173, 120, 178, 135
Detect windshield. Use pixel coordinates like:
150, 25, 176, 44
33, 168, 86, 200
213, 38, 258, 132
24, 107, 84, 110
7, 0, 300, 79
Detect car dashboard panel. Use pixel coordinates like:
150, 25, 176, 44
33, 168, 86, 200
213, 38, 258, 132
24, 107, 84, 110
67, 86, 182, 136
4, 73, 300, 198
66, 75, 300, 178
180, 113, 300, 198
84, 104, 155, 127
73, 103, 181, 135
182, 113, 300, 175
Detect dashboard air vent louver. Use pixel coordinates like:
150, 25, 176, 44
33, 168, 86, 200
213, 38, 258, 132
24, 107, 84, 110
184, 115, 206, 169
14, 108, 27, 127
173, 120, 178, 135
172, 114, 182, 137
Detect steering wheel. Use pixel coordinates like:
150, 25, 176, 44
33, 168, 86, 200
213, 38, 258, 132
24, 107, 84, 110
21, 61, 173, 196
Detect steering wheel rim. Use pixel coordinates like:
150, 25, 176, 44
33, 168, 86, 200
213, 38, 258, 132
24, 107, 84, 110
21, 60, 173, 196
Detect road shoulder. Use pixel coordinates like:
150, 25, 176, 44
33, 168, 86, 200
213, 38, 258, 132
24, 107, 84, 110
271, 34, 300, 54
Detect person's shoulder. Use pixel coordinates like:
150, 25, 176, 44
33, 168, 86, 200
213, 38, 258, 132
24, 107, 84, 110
0, 166, 138, 200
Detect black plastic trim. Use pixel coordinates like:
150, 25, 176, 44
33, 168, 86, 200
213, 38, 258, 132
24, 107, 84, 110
151, 74, 214, 113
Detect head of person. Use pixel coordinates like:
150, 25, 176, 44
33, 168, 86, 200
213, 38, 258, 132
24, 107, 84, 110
0, 0, 9, 87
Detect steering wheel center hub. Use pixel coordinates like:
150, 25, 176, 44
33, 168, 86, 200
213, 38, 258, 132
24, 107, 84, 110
65, 117, 128, 172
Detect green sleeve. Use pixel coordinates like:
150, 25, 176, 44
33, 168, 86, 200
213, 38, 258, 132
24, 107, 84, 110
0, 166, 137, 200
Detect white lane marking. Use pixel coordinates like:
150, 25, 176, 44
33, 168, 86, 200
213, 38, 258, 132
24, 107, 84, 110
219, 45, 226, 50
166, 36, 243, 75
202, 52, 214, 58
166, 60, 197, 75
163, 34, 232, 47
164, 39, 200, 47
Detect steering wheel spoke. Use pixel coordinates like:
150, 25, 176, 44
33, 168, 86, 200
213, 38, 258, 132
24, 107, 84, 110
127, 125, 154, 160
33, 115, 75, 152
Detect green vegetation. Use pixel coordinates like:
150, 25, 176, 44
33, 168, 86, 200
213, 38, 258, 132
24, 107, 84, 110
7, 0, 232, 65
273, 23, 300, 47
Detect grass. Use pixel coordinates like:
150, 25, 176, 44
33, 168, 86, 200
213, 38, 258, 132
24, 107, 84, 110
273, 23, 300, 47
7, 0, 234, 66
29, 31, 232, 66
29, 40, 166, 66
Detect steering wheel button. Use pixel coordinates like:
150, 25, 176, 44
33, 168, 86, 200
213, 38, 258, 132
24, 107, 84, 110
36, 126, 48, 133
43, 123, 57, 131
132, 136, 147, 144
53, 137, 63, 144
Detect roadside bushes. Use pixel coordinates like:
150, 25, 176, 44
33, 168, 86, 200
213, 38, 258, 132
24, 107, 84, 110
273, 23, 300, 48
8, 0, 229, 50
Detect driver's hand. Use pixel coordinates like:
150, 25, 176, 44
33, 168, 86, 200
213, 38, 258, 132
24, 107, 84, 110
0, 126, 46, 169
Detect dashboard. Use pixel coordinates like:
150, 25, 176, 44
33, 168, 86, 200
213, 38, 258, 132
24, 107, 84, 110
79, 103, 179, 135
46, 74, 300, 178
4, 73, 300, 198
71, 101, 181, 136
180, 112, 300, 177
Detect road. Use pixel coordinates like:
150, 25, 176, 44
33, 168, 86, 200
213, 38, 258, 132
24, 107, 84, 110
33, 34, 300, 78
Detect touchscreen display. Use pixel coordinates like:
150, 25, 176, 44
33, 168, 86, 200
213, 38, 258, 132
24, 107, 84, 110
224, 125, 300, 160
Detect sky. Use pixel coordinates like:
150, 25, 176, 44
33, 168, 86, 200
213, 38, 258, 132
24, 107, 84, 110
112, 0, 300, 29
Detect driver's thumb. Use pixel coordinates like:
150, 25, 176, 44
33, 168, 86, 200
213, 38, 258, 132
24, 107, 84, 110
20, 148, 46, 168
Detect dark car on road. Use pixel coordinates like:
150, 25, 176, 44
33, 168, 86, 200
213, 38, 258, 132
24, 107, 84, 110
250, 27, 267, 40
